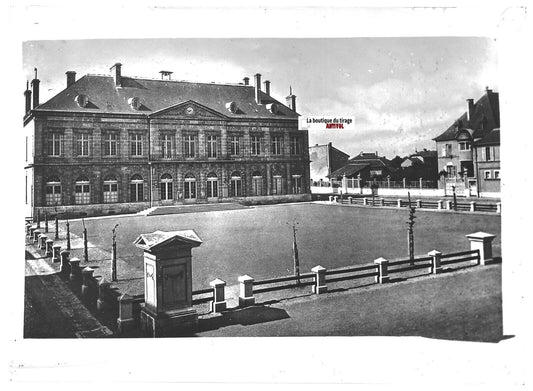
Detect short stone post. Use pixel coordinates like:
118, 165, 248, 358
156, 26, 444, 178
81, 267, 96, 305
52, 244, 61, 263
117, 294, 135, 334
380, 198, 385, 206
470, 201, 476, 212
445, 200, 452, 210
419, 177, 423, 189
416, 199, 422, 208
69, 257, 81, 282
26, 223, 32, 237
238, 275, 255, 307
348, 196, 353, 204
387, 175, 391, 188
29, 225, 36, 238
437, 200, 443, 210
363, 198, 368, 206
496, 202, 501, 213
39, 234, 48, 250
60, 250, 70, 275
334, 196, 338, 203
397, 199, 402, 208
210, 278, 227, 313
97, 279, 111, 312
428, 250, 442, 274
44, 212, 49, 233
33, 230, 41, 243
402, 178, 407, 188
311, 265, 327, 294
374, 257, 390, 284
466, 232, 496, 265
328, 195, 333, 202
45, 239, 54, 257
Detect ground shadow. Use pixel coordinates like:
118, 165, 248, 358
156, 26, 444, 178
197, 305, 290, 332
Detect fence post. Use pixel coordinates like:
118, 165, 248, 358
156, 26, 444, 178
396, 199, 401, 208
32, 229, 41, 243
311, 265, 327, 294
60, 250, 70, 275
52, 244, 61, 263
348, 196, 353, 204
466, 232, 496, 265
416, 199, 422, 208
238, 275, 255, 307
387, 176, 391, 188
45, 239, 54, 257
496, 202, 501, 213
81, 267, 96, 305
419, 177, 423, 189
97, 278, 111, 312
39, 234, 47, 250
402, 178, 406, 188
328, 195, 333, 202
380, 198, 385, 206
117, 294, 135, 334
210, 278, 227, 313
445, 200, 452, 210
363, 197, 368, 206
428, 250, 442, 274
69, 257, 81, 282
26, 223, 31, 237
54, 215, 59, 240
470, 201, 476, 212
334, 196, 338, 203
374, 257, 390, 283
437, 200, 443, 210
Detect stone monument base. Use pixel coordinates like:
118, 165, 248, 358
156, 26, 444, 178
140, 306, 198, 337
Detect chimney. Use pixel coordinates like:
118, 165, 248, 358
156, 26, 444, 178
24, 80, 32, 114
286, 86, 297, 112
66, 71, 76, 88
110, 62, 122, 87
466, 98, 474, 123
263, 80, 271, 96
254, 73, 262, 104
31, 68, 40, 109
485, 86, 493, 93
243, 77, 250, 86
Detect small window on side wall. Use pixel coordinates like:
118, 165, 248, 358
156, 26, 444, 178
484, 170, 492, 180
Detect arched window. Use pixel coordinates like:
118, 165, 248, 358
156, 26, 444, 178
103, 175, 118, 203
160, 173, 173, 201
207, 172, 218, 198
230, 171, 243, 197
45, 176, 62, 206
184, 173, 196, 199
251, 171, 262, 196
75, 176, 90, 205
130, 174, 144, 202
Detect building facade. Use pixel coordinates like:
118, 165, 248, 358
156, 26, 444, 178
473, 128, 500, 197
433, 88, 500, 197
24, 64, 311, 218
308, 142, 349, 185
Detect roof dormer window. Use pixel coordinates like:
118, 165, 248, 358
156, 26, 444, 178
128, 97, 141, 110
266, 103, 279, 114
75, 94, 89, 108
225, 101, 238, 113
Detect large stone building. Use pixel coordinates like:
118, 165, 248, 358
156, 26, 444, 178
23, 63, 310, 218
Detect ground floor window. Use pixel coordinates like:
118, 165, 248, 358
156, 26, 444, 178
207, 173, 218, 198
130, 174, 144, 202
184, 174, 196, 199
45, 177, 62, 206
292, 175, 302, 194
446, 165, 457, 177
160, 173, 173, 201
252, 172, 262, 196
103, 176, 118, 203
230, 172, 242, 197
75, 176, 90, 205
273, 175, 283, 195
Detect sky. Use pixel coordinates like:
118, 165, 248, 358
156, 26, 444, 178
22, 37, 498, 158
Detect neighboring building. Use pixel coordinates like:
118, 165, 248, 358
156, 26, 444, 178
329, 151, 397, 182
433, 87, 500, 196
309, 142, 349, 184
23, 64, 310, 218
400, 149, 438, 181
473, 128, 500, 197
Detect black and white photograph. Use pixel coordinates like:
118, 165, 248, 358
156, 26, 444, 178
5, 2, 531, 389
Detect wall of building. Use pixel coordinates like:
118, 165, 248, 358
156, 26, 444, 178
309, 145, 329, 183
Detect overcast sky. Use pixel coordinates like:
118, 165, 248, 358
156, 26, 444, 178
23, 37, 498, 158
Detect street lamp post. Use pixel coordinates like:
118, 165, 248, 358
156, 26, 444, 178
112, 224, 119, 281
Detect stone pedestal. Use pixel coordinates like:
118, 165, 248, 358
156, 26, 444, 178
52, 245, 61, 263
466, 232, 497, 265
437, 200, 443, 210
60, 250, 70, 275
133, 230, 203, 337
238, 275, 255, 307
311, 265, 327, 294
374, 257, 390, 283
69, 257, 81, 282
117, 294, 135, 334
45, 239, 54, 257
210, 278, 227, 313
428, 250, 442, 274
397, 199, 402, 208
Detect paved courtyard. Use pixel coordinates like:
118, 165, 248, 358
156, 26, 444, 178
66, 202, 501, 290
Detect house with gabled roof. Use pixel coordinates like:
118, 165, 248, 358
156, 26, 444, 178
433, 87, 500, 196
23, 63, 310, 217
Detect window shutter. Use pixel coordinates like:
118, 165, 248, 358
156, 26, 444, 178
494, 146, 500, 161
481, 147, 486, 161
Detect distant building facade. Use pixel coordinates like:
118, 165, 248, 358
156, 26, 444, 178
23, 64, 311, 217
400, 149, 438, 181
309, 142, 349, 184
329, 152, 397, 182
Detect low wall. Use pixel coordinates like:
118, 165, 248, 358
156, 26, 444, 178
311, 186, 503, 198
35, 202, 150, 219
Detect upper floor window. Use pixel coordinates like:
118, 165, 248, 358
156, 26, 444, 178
441, 143, 452, 157
130, 134, 143, 156
207, 135, 217, 158
103, 133, 118, 156
271, 136, 282, 155
459, 141, 471, 151
46, 133, 62, 156
75, 133, 90, 156
290, 136, 302, 155
184, 134, 196, 158
251, 136, 262, 156
230, 135, 241, 156
481, 146, 499, 162
161, 134, 172, 159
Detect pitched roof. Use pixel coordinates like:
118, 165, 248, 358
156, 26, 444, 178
474, 128, 500, 146
330, 163, 370, 178
349, 152, 391, 167
433, 89, 500, 142
35, 74, 299, 120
